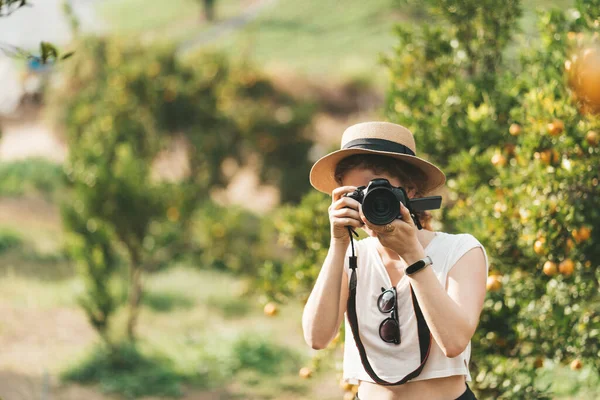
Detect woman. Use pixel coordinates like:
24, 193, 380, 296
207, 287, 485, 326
303, 121, 488, 400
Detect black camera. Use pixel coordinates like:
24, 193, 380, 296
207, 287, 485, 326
344, 178, 442, 229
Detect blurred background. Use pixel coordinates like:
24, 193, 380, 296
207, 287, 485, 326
0, 0, 599, 399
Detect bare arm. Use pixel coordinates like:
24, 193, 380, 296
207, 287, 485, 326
407, 247, 488, 358
302, 186, 362, 350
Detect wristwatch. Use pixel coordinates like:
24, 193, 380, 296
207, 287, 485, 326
406, 255, 433, 276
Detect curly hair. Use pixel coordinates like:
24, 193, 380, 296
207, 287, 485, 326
333, 154, 433, 230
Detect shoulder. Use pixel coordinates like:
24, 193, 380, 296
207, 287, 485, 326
433, 231, 488, 273
450, 233, 488, 274
438, 231, 484, 248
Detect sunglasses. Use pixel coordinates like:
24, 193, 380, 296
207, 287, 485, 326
377, 286, 401, 345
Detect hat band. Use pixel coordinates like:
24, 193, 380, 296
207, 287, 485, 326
342, 138, 416, 157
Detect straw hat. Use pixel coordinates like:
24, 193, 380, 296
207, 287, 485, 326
309, 121, 446, 195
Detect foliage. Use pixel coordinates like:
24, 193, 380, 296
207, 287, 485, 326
0, 159, 65, 199
192, 200, 275, 275
142, 290, 195, 313
230, 333, 302, 375
0, 228, 23, 254
0, 0, 29, 17
62, 208, 122, 341
61, 341, 183, 399
258, 191, 333, 302
51, 35, 314, 343
382, 0, 600, 398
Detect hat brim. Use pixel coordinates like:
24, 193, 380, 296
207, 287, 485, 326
309, 148, 446, 196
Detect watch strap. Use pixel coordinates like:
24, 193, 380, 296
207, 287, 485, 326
406, 256, 432, 276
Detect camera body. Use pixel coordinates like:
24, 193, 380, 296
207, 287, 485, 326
344, 178, 442, 229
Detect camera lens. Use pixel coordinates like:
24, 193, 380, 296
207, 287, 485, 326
362, 187, 398, 225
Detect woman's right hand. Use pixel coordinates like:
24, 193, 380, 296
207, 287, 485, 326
329, 186, 364, 243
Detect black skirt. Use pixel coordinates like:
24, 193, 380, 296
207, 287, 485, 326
354, 382, 478, 400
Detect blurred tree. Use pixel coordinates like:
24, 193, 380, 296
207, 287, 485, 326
201, 0, 216, 21
51, 37, 314, 343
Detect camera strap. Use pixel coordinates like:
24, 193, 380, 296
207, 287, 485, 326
346, 227, 432, 385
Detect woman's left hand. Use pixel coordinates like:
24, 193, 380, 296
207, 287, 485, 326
359, 202, 425, 265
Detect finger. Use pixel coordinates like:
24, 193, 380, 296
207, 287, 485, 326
332, 186, 357, 202
333, 217, 363, 229
332, 208, 363, 221
399, 202, 415, 226
331, 196, 361, 211
358, 207, 384, 233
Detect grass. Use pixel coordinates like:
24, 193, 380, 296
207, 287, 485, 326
98, 0, 251, 44
61, 342, 183, 399
209, 0, 403, 79
67, 266, 325, 398
142, 290, 195, 313
0, 241, 599, 398
0, 158, 65, 199
536, 361, 600, 400
97, 0, 578, 83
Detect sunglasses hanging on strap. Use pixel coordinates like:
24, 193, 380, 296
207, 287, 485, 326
346, 227, 432, 386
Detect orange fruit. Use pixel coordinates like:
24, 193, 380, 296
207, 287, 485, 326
565, 238, 575, 252
264, 302, 278, 317
578, 226, 591, 241
577, 47, 600, 105
491, 153, 507, 167
543, 261, 558, 276
540, 149, 552, 165
586, 131, 599, 146
533, 240, 545, 255
547, 120, 565, 136
509, 123, 522, 136
559, 259, 575, 276
299, 367, 313, 379
167, 207, 180, 222
570, 359, 583, 371
486, 275, 502, 291
572, 226, 591, 243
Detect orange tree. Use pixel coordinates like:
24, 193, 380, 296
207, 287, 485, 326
51, 37, 314, 346
264, 0, 600, 399
382, 0, 600, 398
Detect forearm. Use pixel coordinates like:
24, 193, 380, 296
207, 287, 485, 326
302, 240, 348, 349
406, 254, 471, 357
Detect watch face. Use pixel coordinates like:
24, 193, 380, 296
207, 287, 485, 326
407, 257, 431, 275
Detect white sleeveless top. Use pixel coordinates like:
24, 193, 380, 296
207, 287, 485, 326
342, 231, 489, 385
